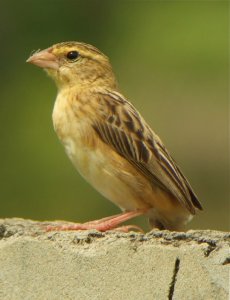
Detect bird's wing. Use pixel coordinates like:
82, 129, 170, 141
92, 90, 202, 214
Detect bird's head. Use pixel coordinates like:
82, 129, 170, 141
27, 41, 117, 89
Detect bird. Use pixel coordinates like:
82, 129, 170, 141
27, 41, 202, 232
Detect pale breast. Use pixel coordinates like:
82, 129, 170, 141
52, 91, 91, 174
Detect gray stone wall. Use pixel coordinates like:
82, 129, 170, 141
0, 219, 229, 300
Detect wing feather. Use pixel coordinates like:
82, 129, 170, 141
93, 91, 202, 214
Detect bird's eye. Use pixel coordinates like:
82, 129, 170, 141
66, 51, 79, 61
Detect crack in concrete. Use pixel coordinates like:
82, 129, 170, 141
168, 257, 180, 300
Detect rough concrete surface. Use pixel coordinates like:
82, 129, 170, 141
0, 219, 229, 300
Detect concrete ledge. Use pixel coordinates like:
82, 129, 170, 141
0, 218, 229, 300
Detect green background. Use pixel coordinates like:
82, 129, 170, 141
0, 0, 228, 231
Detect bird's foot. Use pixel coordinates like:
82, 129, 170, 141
45, 209, 146, 232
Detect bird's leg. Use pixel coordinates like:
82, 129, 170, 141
46, 209, 146, 232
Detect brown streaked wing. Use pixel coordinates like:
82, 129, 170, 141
156, 142, 203, 211
93, 120, 171, 194
93, 91, 202, 214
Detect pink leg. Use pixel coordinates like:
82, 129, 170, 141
46, 209, 146, 232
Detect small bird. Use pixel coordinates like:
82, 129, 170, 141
27, 41, 202, 232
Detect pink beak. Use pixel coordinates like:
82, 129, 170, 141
26, 48, 59, 70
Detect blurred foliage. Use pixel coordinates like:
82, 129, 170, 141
0, 0, 228, 231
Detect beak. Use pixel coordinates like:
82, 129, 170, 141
26, 48, 59, 70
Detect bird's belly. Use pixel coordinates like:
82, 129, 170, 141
63, 137, 146, 211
